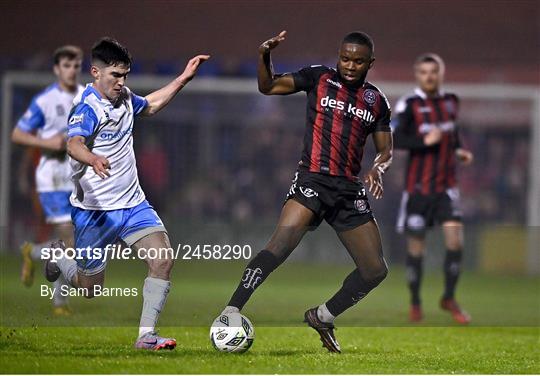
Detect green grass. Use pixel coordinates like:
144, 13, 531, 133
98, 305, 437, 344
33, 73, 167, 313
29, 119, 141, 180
1, 255, 539, 373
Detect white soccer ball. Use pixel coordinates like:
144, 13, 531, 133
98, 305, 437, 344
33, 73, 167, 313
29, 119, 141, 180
209, 312, 255, 353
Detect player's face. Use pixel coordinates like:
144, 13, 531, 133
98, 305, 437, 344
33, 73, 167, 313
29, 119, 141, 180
54, 58, 82, 89
92, 64, 130, 101
415, 62, 442, 93
337, 43, 374, 84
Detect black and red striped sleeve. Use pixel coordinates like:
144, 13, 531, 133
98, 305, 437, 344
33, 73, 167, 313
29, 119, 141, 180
373, 93, 391, 132
449, 94, 462, 149
291, 65, 328, 92
393, 97, 427, 150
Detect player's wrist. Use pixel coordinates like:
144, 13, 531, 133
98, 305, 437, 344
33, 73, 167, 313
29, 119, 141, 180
259, 46, 270, 55
175, 76, 189, 87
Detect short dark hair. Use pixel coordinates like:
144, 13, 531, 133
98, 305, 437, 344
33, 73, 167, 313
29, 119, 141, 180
415, 53, 443, 66
342, 32, 374, 55
53, 45, 83, 65
414, 53, 445, 73
91, 37, 132, 67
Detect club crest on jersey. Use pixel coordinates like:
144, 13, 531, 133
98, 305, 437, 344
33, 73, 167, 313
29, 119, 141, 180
363, 89, 377, 105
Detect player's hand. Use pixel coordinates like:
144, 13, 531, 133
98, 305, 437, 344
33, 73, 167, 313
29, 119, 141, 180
90, 155, 111, 179
42, 134, 66, 151
456, 148, 474, 165
179, 55, 211, 83
259, 30, 287, 54
423, 127, 442, 146
364, 168, 384, 200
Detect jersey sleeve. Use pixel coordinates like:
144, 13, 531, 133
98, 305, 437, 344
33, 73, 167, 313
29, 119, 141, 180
392, 97, 428, 150
131, 91, 148, 115
450, 94, 461, 149
373, 93, 391, 132
291, 66, 325, 92
67, 103, 99, 138
16, 99, 45, 132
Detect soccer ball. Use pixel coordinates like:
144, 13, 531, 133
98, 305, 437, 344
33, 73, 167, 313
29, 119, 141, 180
209, 312, 255, 353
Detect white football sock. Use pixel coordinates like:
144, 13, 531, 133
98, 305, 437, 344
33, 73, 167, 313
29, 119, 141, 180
31, 242, 50, 261
138, 277, 170, 338
221, 306, 240, 315
56, 256, 78, 287
52, 275, 69, 307
317, 304, 335, 323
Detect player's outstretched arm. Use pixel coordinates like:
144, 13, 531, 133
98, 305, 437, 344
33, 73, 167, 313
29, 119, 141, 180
11, 127, 65, 151
142, 55, 210, 116
363, 131, 393, 200
67, 136, 110, 179
258, 31, 297, 95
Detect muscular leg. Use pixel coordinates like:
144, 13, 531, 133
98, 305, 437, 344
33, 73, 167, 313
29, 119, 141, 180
133, 231, 174, 337
406, 234, 426, 306
320, 220, 388, 321
441, 221, 464, 299
226, 199, 315, 311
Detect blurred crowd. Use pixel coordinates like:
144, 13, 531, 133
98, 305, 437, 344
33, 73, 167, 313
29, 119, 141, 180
9, 88, 530, 244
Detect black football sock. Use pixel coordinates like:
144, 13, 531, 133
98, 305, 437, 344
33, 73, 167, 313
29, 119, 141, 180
227, 250, 280, 310
406, 254, 423, 305
443, 249, 463, 299
325, 267, 387, 317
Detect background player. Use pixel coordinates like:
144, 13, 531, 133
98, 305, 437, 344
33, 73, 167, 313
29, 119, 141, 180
45, 37, 209, 350
393, 53, 474, 324
11, 45, 84, 316
220, 31, 393, 353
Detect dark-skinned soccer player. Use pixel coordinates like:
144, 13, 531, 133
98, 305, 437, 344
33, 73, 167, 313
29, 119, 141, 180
220, 31, 393, 353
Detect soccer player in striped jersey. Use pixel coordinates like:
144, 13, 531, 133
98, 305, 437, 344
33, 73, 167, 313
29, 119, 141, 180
393, 53, 474, 324
11, 45, 84, 316
220, 31, 393, 353
45, 37, 209, 350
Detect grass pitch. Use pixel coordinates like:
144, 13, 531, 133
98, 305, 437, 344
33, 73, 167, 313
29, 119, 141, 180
1, 254, 538, 373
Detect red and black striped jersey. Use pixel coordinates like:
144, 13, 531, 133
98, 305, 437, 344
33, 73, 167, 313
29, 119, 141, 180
393, 88, 462, 194
291, 65, 391, 180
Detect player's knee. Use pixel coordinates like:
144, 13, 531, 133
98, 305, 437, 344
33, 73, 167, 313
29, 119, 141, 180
358, 262, 388, 289
445, 239, 463, 252
372, 263, 389, 285
148, 257, 174, 277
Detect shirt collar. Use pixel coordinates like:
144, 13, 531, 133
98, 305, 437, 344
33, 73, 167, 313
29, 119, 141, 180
415, 87, 445, 99
87, 83, 103, 100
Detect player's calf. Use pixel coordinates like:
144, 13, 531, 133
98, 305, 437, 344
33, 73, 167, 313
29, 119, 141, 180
305, 264, 387, 353
324, 264, 388, 319
226, 250, 281, 310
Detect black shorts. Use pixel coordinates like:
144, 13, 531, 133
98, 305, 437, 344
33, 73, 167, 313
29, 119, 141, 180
396, 188, 463, 236
285, 168, 374, 232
